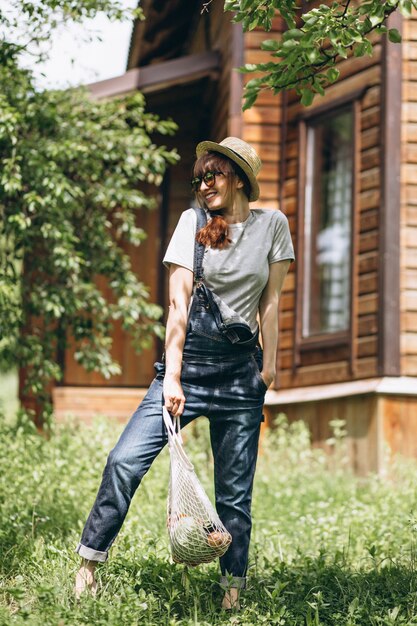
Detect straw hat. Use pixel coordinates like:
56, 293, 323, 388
196, 137, 262, 202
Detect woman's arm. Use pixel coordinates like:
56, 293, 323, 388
258, 260, 291, 387
163, 264, 194, 417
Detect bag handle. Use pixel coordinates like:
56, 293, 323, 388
162, 405, 181, 438
162, 407, 194, 471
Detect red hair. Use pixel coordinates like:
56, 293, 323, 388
192, 152, 250, 250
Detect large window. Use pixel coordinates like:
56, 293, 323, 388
303, 107, 354, 338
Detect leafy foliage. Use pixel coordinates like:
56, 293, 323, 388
1, 414, 417, 624
3, 0, 143, 53
0, 1, 179, 422
224, 0, 416, 108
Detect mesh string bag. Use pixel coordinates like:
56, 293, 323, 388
162, 407, 232, 567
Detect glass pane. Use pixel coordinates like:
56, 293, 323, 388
303, 108, 353, 336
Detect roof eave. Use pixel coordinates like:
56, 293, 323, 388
87, 50, 221, 99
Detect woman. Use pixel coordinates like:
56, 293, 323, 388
75, 137, 294, 609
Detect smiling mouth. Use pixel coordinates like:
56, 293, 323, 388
205, 192, 217, 200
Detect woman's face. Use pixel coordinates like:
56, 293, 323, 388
199, 169, 234, 211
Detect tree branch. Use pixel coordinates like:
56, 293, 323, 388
201, 0, 214, 14
267, 1, 400, 93
341, 0, 352, 18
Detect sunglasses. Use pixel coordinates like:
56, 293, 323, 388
191, 170, 225, 192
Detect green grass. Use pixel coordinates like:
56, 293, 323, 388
0, 370, 18, 421
1, 413, 417, 625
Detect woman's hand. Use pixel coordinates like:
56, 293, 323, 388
260, 370, 275, 389
163, 375, 186, 418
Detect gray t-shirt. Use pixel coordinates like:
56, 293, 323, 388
163, 208, 295, 332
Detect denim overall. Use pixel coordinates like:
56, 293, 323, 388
76, 208, 268, 589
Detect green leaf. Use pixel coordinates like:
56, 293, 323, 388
240, 63, 259, 73
304, 15, 319, 27
388, 28, 402, 43
283, 28, 304, 41
336, 46, 348, 59
353, 39, 373, 57
261, 39, 281, 51
363, 16, 373, 31
232, 11, 246, 23
307, 48, 320, 63
280, 9, 296, 30
300, 88, 315, 107
240, 0, 253, 11
245, 77, 263, 89
242, 90, 259, 110
327, 67, 340, 83
400, 0, 413, 18
282, 39, 299, 49
346, 28, 364, 43
354, 42, 367, 57
248, 14, 260, 30
313, 77, 326, 97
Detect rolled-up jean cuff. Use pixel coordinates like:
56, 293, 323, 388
220, 575, 246, 590
76, 543, 108, 563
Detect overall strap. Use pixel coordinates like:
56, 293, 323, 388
193, 207, 207, 284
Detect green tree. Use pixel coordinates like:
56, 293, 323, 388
0, 1, 179, 425
224, 0, 415, 108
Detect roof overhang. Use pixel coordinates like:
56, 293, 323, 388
87, 50, 220, 99
127, 0, 201, 69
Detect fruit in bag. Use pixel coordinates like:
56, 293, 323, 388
171, 516, 207, 554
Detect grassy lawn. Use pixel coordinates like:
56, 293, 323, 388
1, 412, 417, 625
0, 370, 19, 420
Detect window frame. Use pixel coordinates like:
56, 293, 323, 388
294, 91, 362, 371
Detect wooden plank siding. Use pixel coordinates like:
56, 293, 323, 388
268, 0, 404, 390
242, 18, 285, 211
279, 31, 383, 389
240, 18, 288, 391
402, 11, 417, 376
379, 12, 402, 376
264, 390, 417, 475
264, 394, 379, 475
188, 1, 233, 141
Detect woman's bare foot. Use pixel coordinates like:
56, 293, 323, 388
222, 587, 240, 610
74, 560, 97, 599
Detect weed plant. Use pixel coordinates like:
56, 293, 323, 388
1, 412, 417, 625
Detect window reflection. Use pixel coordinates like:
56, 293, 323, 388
303, 108, 353, 336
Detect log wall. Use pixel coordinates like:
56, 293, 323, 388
402, 12, 417, 376
264, 391, 417, 474
188, 1, 233, 141
242, 18, 285, 211
278, 36, 383, 389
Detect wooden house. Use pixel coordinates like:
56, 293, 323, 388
53, 1, 417, 474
